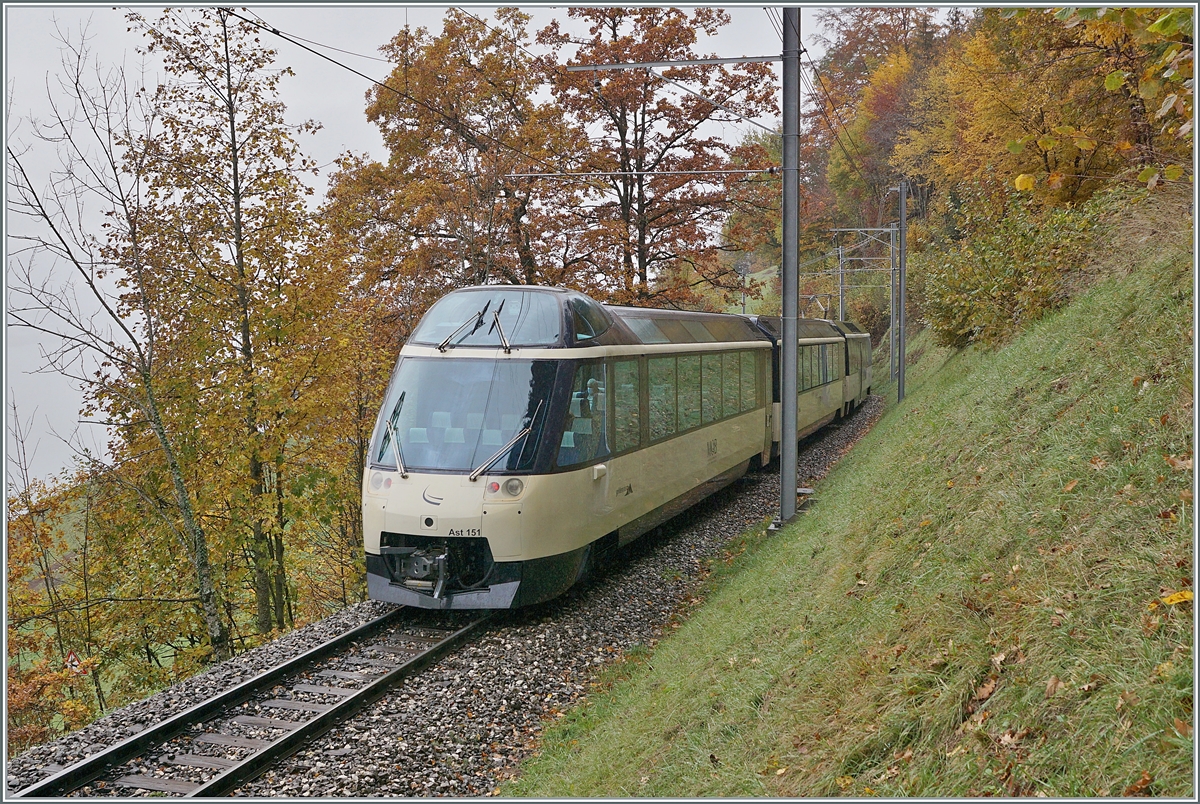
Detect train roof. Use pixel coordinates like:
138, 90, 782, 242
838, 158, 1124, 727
749, 316, 844, 341
606, 304, 767, 345
407, 285, 769, 350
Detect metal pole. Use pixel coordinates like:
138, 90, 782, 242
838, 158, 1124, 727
889, 223, 897, 381
898, 179, 908, 403
776, 7, 800, 527
840, 246, 848, 321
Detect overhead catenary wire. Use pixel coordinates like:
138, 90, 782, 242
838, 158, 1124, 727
764, 7, 783, 41
777, 11, 880, 205
507, 168, 776, 179
244, 8, 391, 62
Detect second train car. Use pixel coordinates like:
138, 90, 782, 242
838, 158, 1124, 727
362, 285, 871, 609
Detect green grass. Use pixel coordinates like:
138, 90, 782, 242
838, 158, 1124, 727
504, 202, 1194, 797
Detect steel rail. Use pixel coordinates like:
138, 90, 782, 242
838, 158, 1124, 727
11, 608, 406, 799
188, 614, 493, 797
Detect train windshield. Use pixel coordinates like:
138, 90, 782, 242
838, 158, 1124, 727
371, 358, 558, 473
408, 289, 562, 348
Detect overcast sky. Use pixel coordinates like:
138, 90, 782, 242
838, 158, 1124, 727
4, 3, 828, 483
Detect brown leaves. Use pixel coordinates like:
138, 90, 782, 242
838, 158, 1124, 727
1123, 771, 1153, 796
975, 676, 998, 702
999, 727, 1029, 748
1045, 676, 1066, 698
1062, 479, 1079, 493
1164, 454, 1193, 471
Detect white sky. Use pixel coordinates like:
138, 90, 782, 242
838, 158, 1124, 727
4, 3, 829, 483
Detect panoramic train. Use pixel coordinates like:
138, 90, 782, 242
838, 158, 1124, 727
362, 285, 871, 609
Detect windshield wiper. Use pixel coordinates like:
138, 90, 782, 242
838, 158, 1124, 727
385, 421, 409, 478
490, 310, 512, 353
383, 391, 409, 478
437, 300, 491, 352
486, 298, 511, 353
468, 400, 543, 481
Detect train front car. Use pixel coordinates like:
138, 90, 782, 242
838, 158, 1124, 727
363, 285, 775, 610
362, 286, 621, 609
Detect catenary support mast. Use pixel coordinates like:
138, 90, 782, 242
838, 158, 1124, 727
777, 6, 800, 526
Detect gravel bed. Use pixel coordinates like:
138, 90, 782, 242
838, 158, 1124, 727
6, 396, 883, 797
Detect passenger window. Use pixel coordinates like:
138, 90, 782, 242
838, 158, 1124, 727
648, 357, 677, 441
557, 362, 609, 468
702, 353, 723, 424
820, 344, 829, 385
612, 359, 641, 453
799, 347, 809, 392
741, 351, 757, 411
723, 352, 740, 415
677, 355, 701, 432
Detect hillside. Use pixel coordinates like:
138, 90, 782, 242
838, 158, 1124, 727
503, 193, 1194, 797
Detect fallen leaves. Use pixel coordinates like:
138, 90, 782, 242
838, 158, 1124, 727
1062, 479, 1079, 493
1045, 676, 1066, 698
835, 775, 854, 790
1161, 590, 1193, 606
1117, 690, 1140, 711
1123, 771, 1153, 796
975, 676, 998, 702
1174, 718, 1193, 738
1164, 454, 1192, 471
999, 727, 1029, 747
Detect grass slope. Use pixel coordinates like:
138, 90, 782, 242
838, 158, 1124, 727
504, 200, 1194, 797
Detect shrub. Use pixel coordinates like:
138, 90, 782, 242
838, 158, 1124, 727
920, 190, 1096, 347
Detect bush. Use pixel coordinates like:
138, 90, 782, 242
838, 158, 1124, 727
919, 190, 1097, 347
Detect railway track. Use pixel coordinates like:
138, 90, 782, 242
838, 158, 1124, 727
12, 609, 490, 798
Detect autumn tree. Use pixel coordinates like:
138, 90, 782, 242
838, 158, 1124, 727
324, 6, 590, 342
539, 7, 776, 306
126, 7, 331, 635
6, 31, 233, 660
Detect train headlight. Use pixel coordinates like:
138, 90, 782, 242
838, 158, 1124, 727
487, 481, 501, 493
369, 472, 392, 492
503, 478, 524, 497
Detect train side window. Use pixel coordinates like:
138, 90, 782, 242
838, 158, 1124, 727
820, 344, 829, 385
557, 362, 609, 468
701, 353, 723, 424
569, 297, 610, 341
612, 359, 641, 453
648, 356, 677, 441
799, 346, 810, 392
722, 352, 740, 416
677, 354, 701, 432
740, 351, 757, 411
